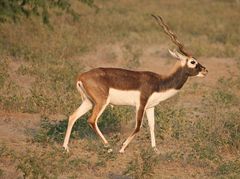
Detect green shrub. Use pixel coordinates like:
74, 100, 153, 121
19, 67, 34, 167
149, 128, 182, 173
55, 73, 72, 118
0, 0, 95, 24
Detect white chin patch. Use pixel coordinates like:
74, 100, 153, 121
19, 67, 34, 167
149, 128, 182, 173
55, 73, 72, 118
196, 72, 205, 77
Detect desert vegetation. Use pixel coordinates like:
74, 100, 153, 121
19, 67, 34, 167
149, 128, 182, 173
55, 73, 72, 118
0, 0, 240, 178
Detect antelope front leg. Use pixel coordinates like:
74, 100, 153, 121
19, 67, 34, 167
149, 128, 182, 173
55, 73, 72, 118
146, 107, 159, 154
119, 104, 145, 153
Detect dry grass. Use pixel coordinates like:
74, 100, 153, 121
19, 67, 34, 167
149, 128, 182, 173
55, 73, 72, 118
0, 0, 240, 178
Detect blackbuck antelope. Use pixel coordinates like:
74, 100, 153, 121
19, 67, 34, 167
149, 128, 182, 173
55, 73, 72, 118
63, 15, 208, 153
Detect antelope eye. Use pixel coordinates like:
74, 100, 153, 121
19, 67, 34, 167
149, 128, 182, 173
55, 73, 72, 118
191, 61, 196, 64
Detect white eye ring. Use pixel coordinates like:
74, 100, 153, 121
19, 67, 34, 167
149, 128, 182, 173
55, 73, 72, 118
188, 59, 198, 68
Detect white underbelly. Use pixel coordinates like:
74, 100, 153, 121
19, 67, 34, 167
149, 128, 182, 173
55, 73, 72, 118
109, 88, 140, 106
146, 89, 178, 108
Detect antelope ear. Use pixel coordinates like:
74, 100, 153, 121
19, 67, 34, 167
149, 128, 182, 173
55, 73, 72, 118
168, 49, 187, 61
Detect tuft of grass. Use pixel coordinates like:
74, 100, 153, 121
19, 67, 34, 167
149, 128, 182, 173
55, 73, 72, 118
123, 148, 157, 179
212, 90, 235, 105
192, 142, 220, 162
224, 112, 240, 150
17, 153, 49, 179
0, 58, 9, 87
215, 159, 240, 176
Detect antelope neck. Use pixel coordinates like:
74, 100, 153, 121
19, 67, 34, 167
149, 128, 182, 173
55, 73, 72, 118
160, 67, 188, 91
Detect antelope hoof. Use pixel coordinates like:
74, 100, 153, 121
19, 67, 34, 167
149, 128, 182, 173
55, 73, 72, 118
119, 149, 124, 153
119, 147, 125, 153
63, 145, 69, 153
104, 144, 113, 153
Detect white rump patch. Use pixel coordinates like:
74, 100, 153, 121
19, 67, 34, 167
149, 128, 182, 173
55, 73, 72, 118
109, 88, 140, 106
146, 89, 178, 108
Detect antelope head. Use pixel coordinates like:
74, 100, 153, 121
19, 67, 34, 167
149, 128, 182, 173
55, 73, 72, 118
152, 15, 208, 77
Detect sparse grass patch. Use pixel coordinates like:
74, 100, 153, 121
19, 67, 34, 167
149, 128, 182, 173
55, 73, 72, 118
24, 60, 84, 114
155, 106, 187, 139
32, 107, 122, 144
123, 148, 157, 179
0, 58, 9, 87
224, 112, 240, 150
149, 75, 240, 174
0, 143, 91, 178
184, 82, 239, 171
192, 142, 220, 162
17, 152, 49, 178
94, 143, 117, 168
215, 159, 240, 177
189, 95, 239, 158
123, 44, 142, 69
212, 90, 235, 105
16, 146, 91, 178
0, 57, 85, 114
16, 64, 33, 76
0, 144, 8, 157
